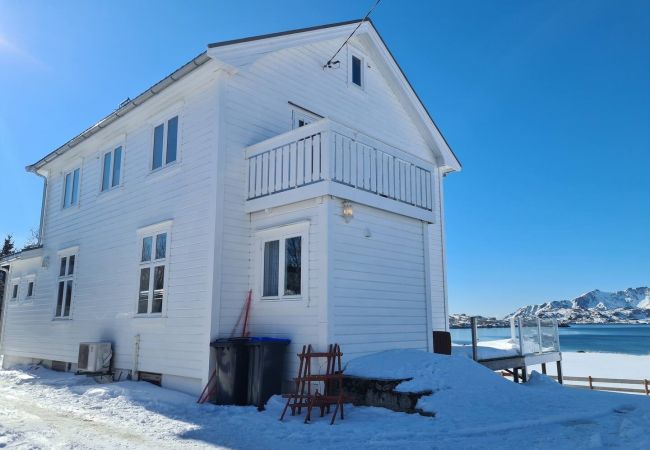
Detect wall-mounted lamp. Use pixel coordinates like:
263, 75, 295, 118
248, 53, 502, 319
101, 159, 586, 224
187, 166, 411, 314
342, 200, 354, 223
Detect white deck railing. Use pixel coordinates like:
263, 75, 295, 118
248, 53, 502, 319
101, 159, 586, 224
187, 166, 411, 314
244, 119, 435, 213
510, 317, 561, 355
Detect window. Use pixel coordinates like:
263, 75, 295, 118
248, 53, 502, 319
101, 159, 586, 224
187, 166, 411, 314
352, 55, 362, 86
152, 116, 179, 171
348, 48, 366, 89
101, 146, 123, 191
11, 283, 18, 300
257, 223, 308, 300
27, 281, 34, 298
55, 253, 76, 318
137, 230, 169, 314
63, 168, 80, 208
291, 108, 320, 129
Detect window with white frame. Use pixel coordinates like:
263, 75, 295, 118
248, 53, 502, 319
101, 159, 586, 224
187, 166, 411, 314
55, 252, 76, 318
137, 226, 170, 315
23, 276, 35, 301
10, 281, 19, 300
101, 146, 123, 191
62, 168, 81, 208
292, 109, 320, 129
348, 48, 365, 89
256, 222, 308, 300
151, 116, 179, 171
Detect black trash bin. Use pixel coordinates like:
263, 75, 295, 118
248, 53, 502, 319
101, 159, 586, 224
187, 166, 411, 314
210, 338, 251, 405
432, 331, 452, 355
246, 337, 291, 410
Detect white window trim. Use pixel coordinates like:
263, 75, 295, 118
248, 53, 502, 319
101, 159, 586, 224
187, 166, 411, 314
149, 114, 181, 173
99, 144, 125, 193
61, 166, 82, 209
291, 109, 320, 130
135, 221, 172, 317
9, 278, 20, 303
254, 221, 309, 302
347, 46, 367, 90
54, 250, 77, 319
24, 274, 36, 302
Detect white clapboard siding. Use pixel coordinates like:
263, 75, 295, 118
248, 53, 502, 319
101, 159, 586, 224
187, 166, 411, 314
329, 201, 429, 362
1, 63, 221, 394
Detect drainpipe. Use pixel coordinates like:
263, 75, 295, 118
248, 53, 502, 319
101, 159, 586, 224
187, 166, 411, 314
0, 266, 10, 357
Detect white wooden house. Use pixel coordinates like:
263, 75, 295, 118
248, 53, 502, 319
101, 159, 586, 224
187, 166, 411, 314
0, 20, 460, 395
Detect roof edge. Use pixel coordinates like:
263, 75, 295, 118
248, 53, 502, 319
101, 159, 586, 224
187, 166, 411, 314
27, 51, 211, 172
364, 24, 462, 171
207, 19, 363, 49
0, 245, 43, 265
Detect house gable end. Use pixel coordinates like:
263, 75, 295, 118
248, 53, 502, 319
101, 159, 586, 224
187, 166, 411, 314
207, 20, 461, 172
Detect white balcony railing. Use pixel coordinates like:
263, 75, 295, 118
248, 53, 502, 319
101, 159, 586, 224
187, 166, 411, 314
244, 119, 435, 217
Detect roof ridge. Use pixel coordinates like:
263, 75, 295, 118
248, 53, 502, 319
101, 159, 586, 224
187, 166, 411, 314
207, 19, 364, 49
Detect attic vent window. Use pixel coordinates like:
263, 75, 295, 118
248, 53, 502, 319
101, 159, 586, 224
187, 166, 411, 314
352, 55, 362, 87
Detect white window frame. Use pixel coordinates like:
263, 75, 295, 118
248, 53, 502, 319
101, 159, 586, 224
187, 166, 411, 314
292, 109, 320, 129
150, 115, 180, 172
24, 274, 36, 301
54, 247, 78, 319
100, 145, 124, 192
255, 222, 309, 302
348, 46, 366, 90
9, 278, 19, 302
135, 221, 172, 316
62, 167, 81, 209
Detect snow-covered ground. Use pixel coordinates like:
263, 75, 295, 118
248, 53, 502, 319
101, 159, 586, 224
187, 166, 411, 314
550, 352, 650, 380
1, 351, 649, 449
453, 338, 520, 359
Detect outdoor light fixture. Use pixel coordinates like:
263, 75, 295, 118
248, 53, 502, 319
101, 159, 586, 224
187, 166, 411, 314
342, 200, 353, 222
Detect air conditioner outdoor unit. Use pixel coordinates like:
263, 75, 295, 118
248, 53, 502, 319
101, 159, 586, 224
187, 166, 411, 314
77, 342, 112, 373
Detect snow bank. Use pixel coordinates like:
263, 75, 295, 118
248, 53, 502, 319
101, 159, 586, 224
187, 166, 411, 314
345, 349, 511, 394
345, 348, 650, 441
1, 353, 650, 449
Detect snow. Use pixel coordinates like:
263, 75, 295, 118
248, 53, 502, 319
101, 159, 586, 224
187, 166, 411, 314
1, 353, 650, 449
452, 339, 521, 359
546, 352, 650, 380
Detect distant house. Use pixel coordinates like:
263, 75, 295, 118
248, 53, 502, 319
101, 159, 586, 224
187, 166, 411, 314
0, 20, 460, 395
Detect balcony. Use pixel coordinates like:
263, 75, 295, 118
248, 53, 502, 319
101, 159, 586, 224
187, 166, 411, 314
244, 119, 437, 222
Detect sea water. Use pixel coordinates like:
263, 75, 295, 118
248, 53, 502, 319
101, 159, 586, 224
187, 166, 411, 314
450, 324, 650, 356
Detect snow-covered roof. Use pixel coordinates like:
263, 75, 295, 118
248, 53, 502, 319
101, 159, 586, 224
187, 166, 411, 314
0, 246, 43, 265
27, 19, 461, 174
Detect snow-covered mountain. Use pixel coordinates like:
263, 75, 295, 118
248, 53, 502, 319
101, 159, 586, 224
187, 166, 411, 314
504, 287, 650, 324
449, 313, 509, 328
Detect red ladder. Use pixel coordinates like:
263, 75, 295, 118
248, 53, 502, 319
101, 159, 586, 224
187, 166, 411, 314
280, 344, 345, 425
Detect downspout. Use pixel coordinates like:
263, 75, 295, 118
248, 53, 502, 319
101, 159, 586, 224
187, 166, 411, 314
0, 266, 10, 357
438, 168, 450, 331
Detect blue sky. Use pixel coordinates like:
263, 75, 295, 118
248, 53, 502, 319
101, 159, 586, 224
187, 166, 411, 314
1, 0, 648, 316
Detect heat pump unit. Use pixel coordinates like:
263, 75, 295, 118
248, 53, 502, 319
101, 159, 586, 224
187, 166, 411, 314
78, 342, 112, 373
